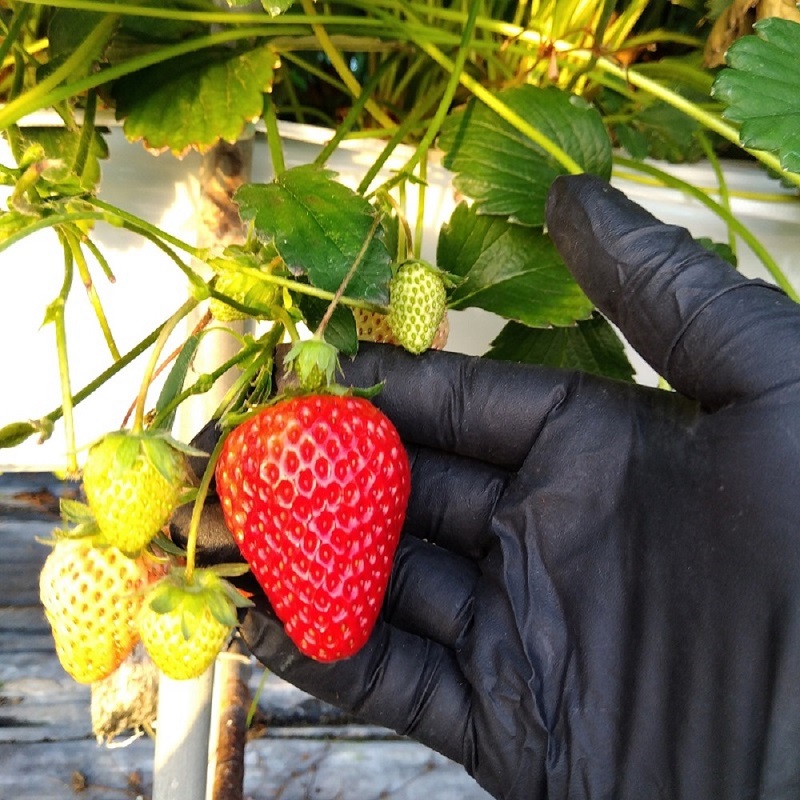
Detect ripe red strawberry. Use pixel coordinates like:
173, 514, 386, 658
215, 394, 411, 662
39, 537, 163, 684
83, 431, 187, 554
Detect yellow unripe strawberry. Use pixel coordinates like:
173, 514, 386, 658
83, 431, 186, 555
138, 568, 251, 680
39, 538, 162, 684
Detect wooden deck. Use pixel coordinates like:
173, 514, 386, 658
0, 473, 491, 800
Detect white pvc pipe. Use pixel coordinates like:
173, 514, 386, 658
152, 666, 215, 800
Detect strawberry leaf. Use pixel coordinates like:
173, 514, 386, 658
439, 86, 612, 227
713, 18, 800, 173
487, 314, 635, 382
112, 45, 278, 155
235, 165, 392, 304
438, 202, 593, 328
154, 333, 202, 432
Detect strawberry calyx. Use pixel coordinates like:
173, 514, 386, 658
144, 565, 253, 639
282, 337, 341, 392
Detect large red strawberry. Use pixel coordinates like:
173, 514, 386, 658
215, 394, 411, 662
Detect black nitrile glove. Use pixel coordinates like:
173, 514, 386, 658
174, 175, 800, 800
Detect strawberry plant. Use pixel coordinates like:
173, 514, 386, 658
0, 1, 797, 796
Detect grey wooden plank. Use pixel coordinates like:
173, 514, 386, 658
0, 736, 492, 800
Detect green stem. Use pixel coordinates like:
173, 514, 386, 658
62, 225, 121, 360
0, 4, 32, 69
596, 59, 800, 190
0, 211, 107, 255
0, 24, 274, 131
71, 88, 97, 179
150, 337, 263, 430
132, 297, 199, 433
399, 0, 480, 178
184, 433, 227, 582
42, 317, 168, 431
614, 155, 798, 301
697, 131, 735, 256
314, 212, 384, 338
52, 245, 78, 475
0, 14, 119, 131
263, 98, 285, 175
299, 0, 395, 129
395, 15, 583, 175
314, 56, 399, 168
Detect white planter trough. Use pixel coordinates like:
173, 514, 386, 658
0, 121, 798, 469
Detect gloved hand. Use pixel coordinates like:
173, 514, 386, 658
173, 175, 800, 800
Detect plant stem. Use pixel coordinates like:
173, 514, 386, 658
0, 14, 119, 131
596, 59, 800, 190
0, 211, 108, 255
263, 98, 285, 175
132, 298, 199, 434
697, 131, 735, 256
50, 244, 79, 475
0, 25, 275, 131
184, 433, 227, 582
71, 88, 97, 179
399, 0, 480, 178
299, 0, 396, 130
315, 213, 384, 338
0, 4, 32, 70
62, 225, 120, 360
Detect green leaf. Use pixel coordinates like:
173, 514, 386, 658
438, 86, 612, 226
696, 236, 737, 267
116, 0, 214, 43
260, 0, 295, 11
622, 101, 705, 163
113, 45, 278, 155
235, 166, 392, 305
154, 333, 202, 431
713, 18, 800, 173
298, 294, 358, 356
437, 203, 593, 328
486, 314, 635, 382
45, 9, 117, 82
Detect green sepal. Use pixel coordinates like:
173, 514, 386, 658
151, 531, 188, 558
283, 338, 341, 392
0, 421, 38, 449
60, 498, 94, 524
211, 563, 252, 579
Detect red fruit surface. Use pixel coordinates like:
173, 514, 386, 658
215, 394, 411, 662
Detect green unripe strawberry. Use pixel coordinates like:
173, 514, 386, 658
138, 568, 250, 680
387, 261, 447, 355
354, 307, 450, 350
83, 431, 186, 555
